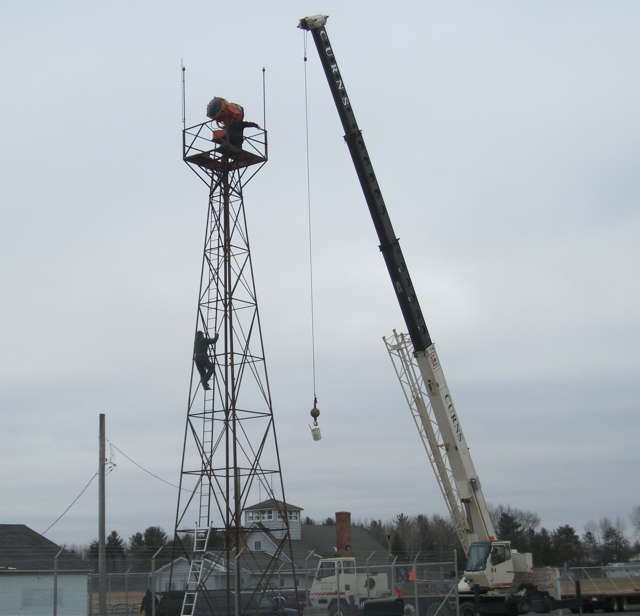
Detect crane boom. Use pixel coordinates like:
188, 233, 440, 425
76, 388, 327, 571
299, 17, 510, 587
298, 15, 431, 354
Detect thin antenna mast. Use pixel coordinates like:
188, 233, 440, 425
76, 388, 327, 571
181, 61, 186, 130
262, 67, 266, 130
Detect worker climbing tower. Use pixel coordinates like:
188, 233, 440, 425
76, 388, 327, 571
173, 100, 298, 616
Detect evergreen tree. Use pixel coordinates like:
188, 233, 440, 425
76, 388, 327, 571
600, 519, 630, 564
106, 531, 126, 572
530, 528, 554, 566
416, 514, 435, 553
582, 529, 599, 564
367, 519, 388, 548
127, 532, 147, 571
88, 540, 99, 571
87, 531, 126, 572
126, 526, 169, 572
497, 512, 526, 551
390, 531, 407, 560
395, 513, 414, 555
552, 525, 581, 566
631, 506, 640, 540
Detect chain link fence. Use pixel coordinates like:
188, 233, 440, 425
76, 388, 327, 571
1, 549, 458, 616
85, 551, 460, 616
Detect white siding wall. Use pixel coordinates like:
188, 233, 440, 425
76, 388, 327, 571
154, 560, 227, 592
244, 510, 301, 541
0, 573, 88, 616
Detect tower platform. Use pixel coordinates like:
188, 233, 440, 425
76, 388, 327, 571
184, 146, 265, 172
183, 120, 267, 179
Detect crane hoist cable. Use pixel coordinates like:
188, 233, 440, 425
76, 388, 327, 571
303, 31, 321, 435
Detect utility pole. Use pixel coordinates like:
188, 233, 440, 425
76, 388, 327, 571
98, 413, 107, 616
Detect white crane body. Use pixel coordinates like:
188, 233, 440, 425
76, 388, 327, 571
299, 11, 536, 598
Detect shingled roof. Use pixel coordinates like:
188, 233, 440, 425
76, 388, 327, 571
298, 525, 390, 565
0, 524, 88, 571
244, 499, 303, 512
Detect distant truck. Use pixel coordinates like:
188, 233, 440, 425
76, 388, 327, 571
309, 557, 391, 616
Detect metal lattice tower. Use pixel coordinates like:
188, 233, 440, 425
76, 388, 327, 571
173, 120, 298, 616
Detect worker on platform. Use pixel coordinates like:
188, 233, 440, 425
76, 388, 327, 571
206, 96, 261, 149
194, 330, 219, 390
227, 119, 261, 148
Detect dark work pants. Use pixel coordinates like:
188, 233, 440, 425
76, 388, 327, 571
195, 354, 213, 384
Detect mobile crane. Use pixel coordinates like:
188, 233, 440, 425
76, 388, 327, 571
298, 14, 549, 614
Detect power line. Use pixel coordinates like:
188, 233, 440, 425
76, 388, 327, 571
41, 472, 98, 536
40, 440, 184, 537
108, 441, 184, 491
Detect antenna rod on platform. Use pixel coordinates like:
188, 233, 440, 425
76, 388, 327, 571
262, 67, 266, 130
181, 61, 186, 130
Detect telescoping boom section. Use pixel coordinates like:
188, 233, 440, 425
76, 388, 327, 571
298, 14, 524, 590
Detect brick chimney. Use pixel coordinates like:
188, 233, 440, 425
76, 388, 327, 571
335, 511, 353, 557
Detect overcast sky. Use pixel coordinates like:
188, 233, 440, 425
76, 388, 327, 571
1, 1, 639, 549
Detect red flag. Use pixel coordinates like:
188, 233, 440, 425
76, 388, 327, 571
409, 566, 416, 582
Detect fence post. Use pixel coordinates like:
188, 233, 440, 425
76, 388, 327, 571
233, 547, 245, 616
124, 568, 131, 613
53, 546, 64, 616
151, 545, 164, 616
413, 552, 420, 616
365, 552, 375, 600
576, 579, 582, 616
391, 556, 398, 594
336, 559, 341, 614
454, 549, 460, 616
304, 550, 316, 605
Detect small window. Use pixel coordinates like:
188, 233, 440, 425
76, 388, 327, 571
288, 511, 298, 521
267, 510, 273, 520
254, 541, 262, 551
342, 560, 356, 574
316, 561, 336, 580
491, 545, 508, 566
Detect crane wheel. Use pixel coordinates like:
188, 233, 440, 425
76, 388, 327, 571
460, 602, 475, 616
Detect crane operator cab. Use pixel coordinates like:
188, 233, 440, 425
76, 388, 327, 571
463, 541, 514, 590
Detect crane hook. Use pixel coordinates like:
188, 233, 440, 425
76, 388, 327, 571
309, 397, 321, 441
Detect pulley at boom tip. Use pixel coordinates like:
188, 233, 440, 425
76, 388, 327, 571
298, 15, 329, 30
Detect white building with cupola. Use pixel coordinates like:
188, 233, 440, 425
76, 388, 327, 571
244, 498, 303, 549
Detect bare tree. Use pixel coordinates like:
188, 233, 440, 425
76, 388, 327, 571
490, 504, 540, 535
631, 505, 640, 540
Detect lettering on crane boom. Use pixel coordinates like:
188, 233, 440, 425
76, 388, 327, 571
446, 393, 464, 444
319, 30, 351, 110
428, 348, 465, 445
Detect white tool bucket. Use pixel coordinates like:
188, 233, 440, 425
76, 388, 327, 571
310, 425, 322, 441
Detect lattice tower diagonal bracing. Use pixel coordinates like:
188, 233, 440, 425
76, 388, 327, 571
173, 121, 299, 616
